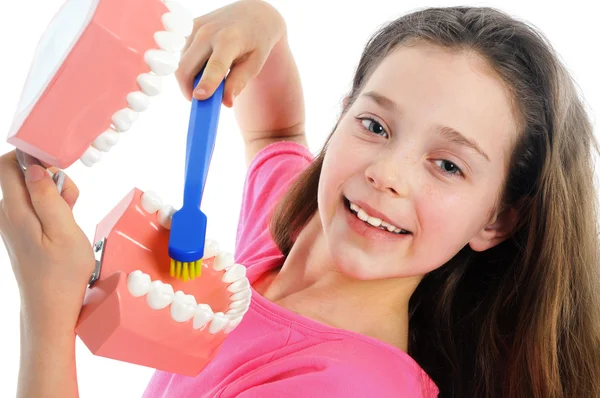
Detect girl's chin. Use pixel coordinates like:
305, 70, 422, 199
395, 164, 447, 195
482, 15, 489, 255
329, 239, 431, 281
329, 247, 390, 280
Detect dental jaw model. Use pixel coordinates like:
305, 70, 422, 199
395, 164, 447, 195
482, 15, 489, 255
8, 0, 192, 169
7, 0, 251, 376
76, 188, 251, 376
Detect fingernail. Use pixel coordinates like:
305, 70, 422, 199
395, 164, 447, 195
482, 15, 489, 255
194, 88, 206, 97
25, 166, 45, 182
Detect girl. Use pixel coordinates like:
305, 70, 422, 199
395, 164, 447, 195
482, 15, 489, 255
1, 1, 599, 396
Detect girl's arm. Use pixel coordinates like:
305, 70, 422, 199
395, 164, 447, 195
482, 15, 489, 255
233, 31, 307, 167
18, 312, 79, 398
0, 152, 96, 398
176, 1, 307, 168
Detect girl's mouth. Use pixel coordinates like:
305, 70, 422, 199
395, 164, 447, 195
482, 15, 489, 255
344, 197, 412, 236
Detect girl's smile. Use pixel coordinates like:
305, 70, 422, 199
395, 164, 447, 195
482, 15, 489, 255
343, 195, 413, 242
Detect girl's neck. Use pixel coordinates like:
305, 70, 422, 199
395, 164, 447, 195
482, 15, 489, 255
257, 213, 422, 352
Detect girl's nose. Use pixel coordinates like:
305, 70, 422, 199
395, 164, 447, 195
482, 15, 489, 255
364, 150, 411, 198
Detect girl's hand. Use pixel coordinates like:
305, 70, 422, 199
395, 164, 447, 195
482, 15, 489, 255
175, 0, 286, 107
0, 150, 95, 328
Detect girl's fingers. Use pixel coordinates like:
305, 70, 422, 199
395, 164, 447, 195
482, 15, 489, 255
23, 165, 78, 240
192, 28, 244, 100
180, 14, 211, 55
221, 50, 267, 107
47, 167, 79, 209
0, 151, 39, 228
176, 27, 213, 101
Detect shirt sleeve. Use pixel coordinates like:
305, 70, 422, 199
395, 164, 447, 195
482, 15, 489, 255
234, 141, 313, 262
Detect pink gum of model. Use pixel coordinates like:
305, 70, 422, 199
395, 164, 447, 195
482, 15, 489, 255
76, 188, 250, 376
8, 0, 183, 169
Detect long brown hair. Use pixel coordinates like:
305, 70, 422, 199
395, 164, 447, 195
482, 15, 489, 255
269, 6, 600, 398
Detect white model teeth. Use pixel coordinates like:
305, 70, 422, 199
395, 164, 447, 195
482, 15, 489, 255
127, 91, 150, 112
223, 316, 243, 334
349, 201, 406, 234
80, 146, 103, 167
146, 280, 175, 310
141, 190, 163, 213
112, 108, 138, 132
213, 251, 235, 271
92, 128, 120, 152
227, 306, 248, 316
137, 73, 163, 96
227, 277, 250, 293
145, 49, 178, 76
81, 87, 151, 169
79, 128, 123, 168
161, 12, 194, 37
226, 272, 251, 318
230, 297, 251, 309
170, 291, 197, 322
222, 263, 247, 283
157, 204, 176, 229
208, 312, 228, 334
126, 269, 249, 335
154, 31, 186, 53
79, 30, 175, 169
193, 304, 214, 330
230, 288, 251, 301
138, 191, 176, 229
127, 270, 152, 297
204, 239, 219, 259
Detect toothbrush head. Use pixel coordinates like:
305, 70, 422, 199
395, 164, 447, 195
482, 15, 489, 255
168, 205, 207, 281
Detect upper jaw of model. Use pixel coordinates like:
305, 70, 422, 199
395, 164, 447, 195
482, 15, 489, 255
80, 0, 194, 167
125, 190, 251, 334
7, 0, 198, 169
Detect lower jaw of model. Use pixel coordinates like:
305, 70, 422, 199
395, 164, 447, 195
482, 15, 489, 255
75, 189, 251, 377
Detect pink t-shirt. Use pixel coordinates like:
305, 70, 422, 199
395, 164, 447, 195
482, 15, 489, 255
142, 141, 439, 397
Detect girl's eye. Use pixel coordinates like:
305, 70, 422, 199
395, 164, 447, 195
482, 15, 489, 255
434, 159, 463, 177
359, 117, 388, 138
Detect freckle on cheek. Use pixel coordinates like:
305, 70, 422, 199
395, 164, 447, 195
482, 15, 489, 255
422, 183, 435, 196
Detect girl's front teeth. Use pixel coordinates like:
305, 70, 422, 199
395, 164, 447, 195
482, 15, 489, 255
349, 201, 409, 234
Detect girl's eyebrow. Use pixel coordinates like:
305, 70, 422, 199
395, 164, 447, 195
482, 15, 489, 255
362, 90, 399, 113
361, 90, 491, 162
437, 125, 490, 162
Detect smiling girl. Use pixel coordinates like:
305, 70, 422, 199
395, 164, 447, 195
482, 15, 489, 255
1, 1, 599, 397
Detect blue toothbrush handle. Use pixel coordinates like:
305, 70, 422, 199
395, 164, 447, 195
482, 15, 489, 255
184, 69, 225, 208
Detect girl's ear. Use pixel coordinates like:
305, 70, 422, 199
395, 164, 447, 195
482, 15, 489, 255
469, 206, 518, 252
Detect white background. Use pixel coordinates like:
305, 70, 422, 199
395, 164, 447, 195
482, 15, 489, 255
0, 1, 597, 397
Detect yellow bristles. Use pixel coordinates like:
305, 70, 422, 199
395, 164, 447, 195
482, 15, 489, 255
169, 258, 203, 281
182, 262, 190, 281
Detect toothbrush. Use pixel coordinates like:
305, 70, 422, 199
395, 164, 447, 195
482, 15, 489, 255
168, 67, 224, 282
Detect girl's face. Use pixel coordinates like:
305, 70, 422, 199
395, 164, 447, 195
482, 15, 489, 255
318, 43, 519, 280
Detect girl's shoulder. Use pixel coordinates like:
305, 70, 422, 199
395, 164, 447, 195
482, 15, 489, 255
243, 140, 313, 199
234, 140, 313, 263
